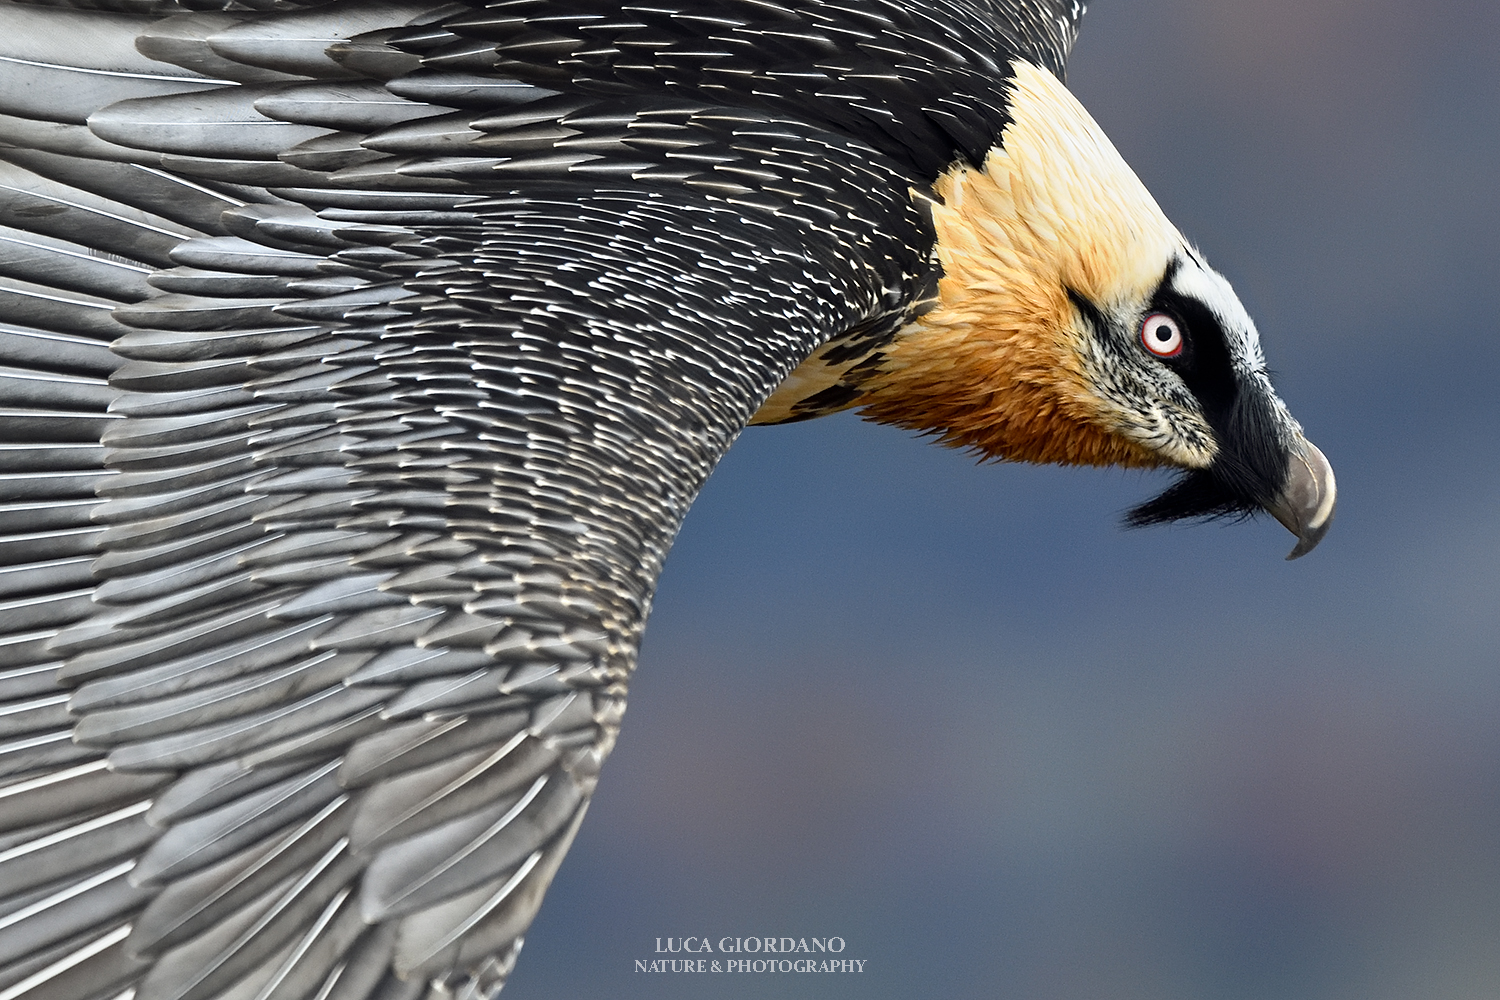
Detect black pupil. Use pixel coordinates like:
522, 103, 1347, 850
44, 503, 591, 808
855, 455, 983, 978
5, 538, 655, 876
1153, 324, 1172, 342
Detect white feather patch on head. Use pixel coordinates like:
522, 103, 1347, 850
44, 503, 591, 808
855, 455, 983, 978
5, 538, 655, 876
1168, 258, 1266, 375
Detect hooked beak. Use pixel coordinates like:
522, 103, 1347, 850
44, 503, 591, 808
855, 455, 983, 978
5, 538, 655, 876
1267, 438, 1336, 560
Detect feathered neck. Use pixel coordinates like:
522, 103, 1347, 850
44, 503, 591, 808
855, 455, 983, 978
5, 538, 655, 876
859, 61, 1184, 468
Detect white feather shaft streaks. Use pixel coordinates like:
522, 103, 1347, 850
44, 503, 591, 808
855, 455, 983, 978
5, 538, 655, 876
135, 841, 359, 1000
360, 772, 583, 922
337, 711, 530, 789
0, 804, 153, 902
133, 763, 344, 887
348, 732, 554, 854
71, 618, 336, 715
392, 852, 541, 978
0, 2, 1102, 997
246, 889, 363, 1000
0, 862, 149, 969
0, 924, 134, 1000
0, 8, 224, 127
0, 761, 167, 836
130, 798, 353, 959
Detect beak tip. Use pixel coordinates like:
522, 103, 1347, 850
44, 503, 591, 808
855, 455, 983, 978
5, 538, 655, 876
1283, 516, 1332, 560
1269, 439, 1336, 560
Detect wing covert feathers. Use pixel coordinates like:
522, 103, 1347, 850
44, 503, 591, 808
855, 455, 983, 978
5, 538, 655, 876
0, 1, 1086, 997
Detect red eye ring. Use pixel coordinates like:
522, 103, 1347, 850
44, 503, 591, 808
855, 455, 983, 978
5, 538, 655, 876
1140, 313, 1184, 358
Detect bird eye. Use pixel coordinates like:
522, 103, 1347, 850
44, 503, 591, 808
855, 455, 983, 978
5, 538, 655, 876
1140, 313, 1183, 358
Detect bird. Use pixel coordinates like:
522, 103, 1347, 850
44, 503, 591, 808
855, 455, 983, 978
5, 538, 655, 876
0, 0, 1335, 997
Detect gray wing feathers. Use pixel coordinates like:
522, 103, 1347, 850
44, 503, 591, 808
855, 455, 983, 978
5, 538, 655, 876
0, 7, 225, 127
0, 16, 595, 993
0, 1, 980, 997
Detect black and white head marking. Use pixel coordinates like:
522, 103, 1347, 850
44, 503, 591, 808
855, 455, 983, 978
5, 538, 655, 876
1123, 253, 1305, 524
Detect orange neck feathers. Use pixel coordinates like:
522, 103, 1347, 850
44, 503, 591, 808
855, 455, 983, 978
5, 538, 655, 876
859, 62, 1184, 468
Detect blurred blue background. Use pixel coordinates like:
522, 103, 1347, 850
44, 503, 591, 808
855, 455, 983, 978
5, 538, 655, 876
507, 1, 1500, 996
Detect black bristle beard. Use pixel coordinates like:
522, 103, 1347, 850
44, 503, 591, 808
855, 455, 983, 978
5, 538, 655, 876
1125, 468, 1260, 526
1125, 382, 1293, 527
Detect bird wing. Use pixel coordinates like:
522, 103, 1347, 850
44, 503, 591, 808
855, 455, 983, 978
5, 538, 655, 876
0, 1, 1082, 997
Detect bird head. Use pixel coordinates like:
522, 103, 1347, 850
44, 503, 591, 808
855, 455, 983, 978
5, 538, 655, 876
859, 61, 1335, 558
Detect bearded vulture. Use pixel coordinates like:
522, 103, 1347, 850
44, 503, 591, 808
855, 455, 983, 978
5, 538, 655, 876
0, 0, 1334, 997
